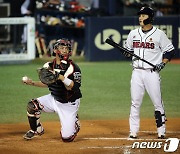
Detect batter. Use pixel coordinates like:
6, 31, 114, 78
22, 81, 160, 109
124, 7, 175, 139
22, 38, 82, 142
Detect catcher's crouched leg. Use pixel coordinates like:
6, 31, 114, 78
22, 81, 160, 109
26, 99, 44, 135
61, 115, 80, 142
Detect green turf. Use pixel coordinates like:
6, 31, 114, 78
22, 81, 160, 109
0, 59, 179, 123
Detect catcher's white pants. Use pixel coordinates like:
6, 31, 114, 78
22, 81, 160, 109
37, 94, 80, 138
129, 69, 166, 136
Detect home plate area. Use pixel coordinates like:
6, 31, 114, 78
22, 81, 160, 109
0, 119, 179, 154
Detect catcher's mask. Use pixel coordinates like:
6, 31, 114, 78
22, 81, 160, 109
137, 7, 154, 25
53, 38, 72, 60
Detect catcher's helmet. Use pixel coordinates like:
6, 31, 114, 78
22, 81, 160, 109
137, 7, 154, 25
53, 38, 72, 60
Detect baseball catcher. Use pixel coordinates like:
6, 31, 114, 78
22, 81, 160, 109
22, 38, 82, 142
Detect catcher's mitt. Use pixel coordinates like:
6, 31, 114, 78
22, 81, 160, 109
37, 68, 57, 85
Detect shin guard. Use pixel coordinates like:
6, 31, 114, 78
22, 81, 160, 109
154, 111, 165, 128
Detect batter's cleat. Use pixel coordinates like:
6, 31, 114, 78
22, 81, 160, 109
129, 132, 137, 139
23, 129, 44, 140
158, 134, 165, 139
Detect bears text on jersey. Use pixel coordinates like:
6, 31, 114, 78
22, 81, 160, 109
133, 41, 155, 49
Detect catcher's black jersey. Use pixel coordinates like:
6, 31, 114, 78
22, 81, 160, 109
47, 59, 82, 103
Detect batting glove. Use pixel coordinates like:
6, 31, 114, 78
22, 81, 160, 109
153, 62, 166, 72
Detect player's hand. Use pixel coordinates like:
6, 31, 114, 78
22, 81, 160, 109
153, 62, 166, 72
22, 76, 33, 85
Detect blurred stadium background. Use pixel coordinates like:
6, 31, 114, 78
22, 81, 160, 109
0, 0, 179, 63
0, 0, 179, 123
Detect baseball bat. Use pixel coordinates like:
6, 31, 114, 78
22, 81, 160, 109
35, 37, 43, 58
72, 41, 78, 56
40, 38, 48, 56
105, 38, 155, 67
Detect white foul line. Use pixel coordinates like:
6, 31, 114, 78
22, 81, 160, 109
139, 131, 180, 134
80, 145, 133, 154
80, 145, 131, 149
82, 137, 166, 141
82, 130, 180, 141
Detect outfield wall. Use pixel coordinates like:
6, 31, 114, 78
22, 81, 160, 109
85, 16, 180, 61
0, 17, 35, 63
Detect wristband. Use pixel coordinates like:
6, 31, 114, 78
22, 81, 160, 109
62, 77, 72, 86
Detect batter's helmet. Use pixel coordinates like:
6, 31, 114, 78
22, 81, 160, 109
137, 7, 154, 25
53, 38, 72, 60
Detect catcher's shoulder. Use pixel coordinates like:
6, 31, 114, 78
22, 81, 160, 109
69, 60, 81, 71
43, 61, 52, 69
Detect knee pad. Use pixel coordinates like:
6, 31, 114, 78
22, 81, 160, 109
154, 111, 165, 128
27, 99, 42, 117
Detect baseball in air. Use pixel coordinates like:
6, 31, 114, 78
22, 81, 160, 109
22, 76, 28, 82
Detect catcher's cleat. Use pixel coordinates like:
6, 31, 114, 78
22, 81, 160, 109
129, 132, 137, 139
158, 134, 165, 139
23, 129, 44, 140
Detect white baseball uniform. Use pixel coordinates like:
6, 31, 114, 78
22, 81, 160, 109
125, 26, 174, 136
37, 94, 80, 138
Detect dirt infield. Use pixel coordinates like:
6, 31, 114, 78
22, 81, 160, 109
0, 118, 179, 154
170, 59, 180, 64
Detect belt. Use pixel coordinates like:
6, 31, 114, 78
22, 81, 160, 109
55, 97, 79, 104
133, 67, 154, 72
